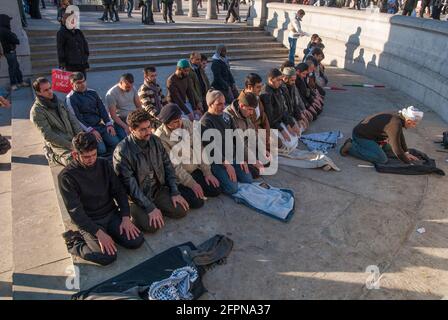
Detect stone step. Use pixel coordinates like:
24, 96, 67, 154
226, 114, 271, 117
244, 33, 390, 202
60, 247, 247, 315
28, 30, 270, 44
31, 53, 289, 77
30, 41, 284, 59
25, 25, 261, 37
30, 47, 289, 69
30, 35, 275, 52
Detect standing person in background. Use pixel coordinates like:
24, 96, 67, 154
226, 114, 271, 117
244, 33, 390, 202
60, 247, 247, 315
141, 0, 155, 24
111, 0, 120, 21
402, 0, 418, 15
287, 9, 309, 64
197, 0, 203, 8
99, 0, 114, 22
126, 0, 134, 17
161, 0, 175, 23
30, 0, 42, 19
431, 0, 443, 19
225, 0, 240, 23
0, 15, 30, 91
57, 13, 89, 77
17, 0, 28, 27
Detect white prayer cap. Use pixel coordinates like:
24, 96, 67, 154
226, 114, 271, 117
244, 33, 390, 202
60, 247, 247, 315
399, 106, 424, 122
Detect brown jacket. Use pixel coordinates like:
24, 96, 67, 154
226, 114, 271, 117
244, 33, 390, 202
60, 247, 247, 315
154, 119, 212, 188
224, 100, 257, 161
241, 90, 271, 152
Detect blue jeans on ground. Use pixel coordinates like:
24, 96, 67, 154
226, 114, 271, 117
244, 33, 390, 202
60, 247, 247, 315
288, 37, 298, 64
94, 125, 120, 156
113, 123, 127, 141
348, 134, 388, 164
211, 163, 253, 195
5, 52, 24, 86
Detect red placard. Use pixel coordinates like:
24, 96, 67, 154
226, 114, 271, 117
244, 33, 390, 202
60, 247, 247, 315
51, 69, 73, 94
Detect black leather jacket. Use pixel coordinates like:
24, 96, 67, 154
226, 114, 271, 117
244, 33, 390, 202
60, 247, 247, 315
113, 134, 180, 214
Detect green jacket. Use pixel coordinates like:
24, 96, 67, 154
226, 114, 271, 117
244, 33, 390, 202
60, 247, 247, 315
188, 66, 203, 111
30, 96, 82, 157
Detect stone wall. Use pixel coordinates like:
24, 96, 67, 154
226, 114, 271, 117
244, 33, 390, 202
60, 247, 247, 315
264, 3, 448, 122
0, 0, 31, 88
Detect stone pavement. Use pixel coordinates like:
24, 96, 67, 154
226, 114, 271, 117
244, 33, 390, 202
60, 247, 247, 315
4, 56, 448, 299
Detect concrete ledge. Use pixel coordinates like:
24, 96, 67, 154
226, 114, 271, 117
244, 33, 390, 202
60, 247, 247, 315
265, 3, 448, 122
10, 88, 74, 299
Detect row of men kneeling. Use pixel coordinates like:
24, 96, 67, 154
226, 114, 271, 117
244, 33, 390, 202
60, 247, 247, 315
28, 58, 327, 266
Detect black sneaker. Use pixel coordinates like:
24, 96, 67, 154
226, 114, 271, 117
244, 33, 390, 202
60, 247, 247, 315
62, 230, 84, 249
340, 138, 352, 156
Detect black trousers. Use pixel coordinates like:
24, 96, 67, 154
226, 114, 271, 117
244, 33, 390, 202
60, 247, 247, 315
130, 186, 188, 233
112, 0, 120, 21
142, 0, 154, 24
178, 169, 221, 209
70, 213, 144, 266
162, 2, 173, 21
226, 7, 239, 22
432, 5, 442, 19
5, 52, 24, 86
102, 4, 113, 20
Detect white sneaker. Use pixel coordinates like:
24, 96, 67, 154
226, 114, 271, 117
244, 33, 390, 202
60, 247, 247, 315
10, 85, 18, 91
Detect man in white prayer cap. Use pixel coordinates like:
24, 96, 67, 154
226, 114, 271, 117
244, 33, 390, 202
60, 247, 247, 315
340, 106, 424, 164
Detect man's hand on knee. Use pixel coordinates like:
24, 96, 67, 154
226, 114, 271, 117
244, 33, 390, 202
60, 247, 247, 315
148, 208, 165, 229
119, 216, 141, 240
96, 229, 117, 256
171, 195, 189, 211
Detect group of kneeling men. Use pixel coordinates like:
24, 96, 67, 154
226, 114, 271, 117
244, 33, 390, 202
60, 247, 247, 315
29, 49, 329, 265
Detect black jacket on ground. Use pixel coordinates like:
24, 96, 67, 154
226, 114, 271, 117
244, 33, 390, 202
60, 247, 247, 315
57, 25, 89, 69
58, 158, 130, 236
113, 134, 180, 215
211, 58, 235, 92
260, 84, 294, 131
0, 15, 19, 54
375, 149, 445, 176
